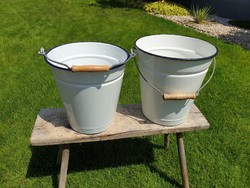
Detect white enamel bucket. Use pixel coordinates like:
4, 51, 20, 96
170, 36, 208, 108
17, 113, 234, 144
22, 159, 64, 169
134, 34, 218, 126
39, 42, 131, 134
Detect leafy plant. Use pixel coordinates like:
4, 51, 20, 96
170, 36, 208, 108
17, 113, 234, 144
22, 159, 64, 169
190, 5, 212, 24
144, 0, 190, 16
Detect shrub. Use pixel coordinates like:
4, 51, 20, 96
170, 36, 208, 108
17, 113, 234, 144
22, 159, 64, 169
144, 0, 190, 16
190, 5, 212, 24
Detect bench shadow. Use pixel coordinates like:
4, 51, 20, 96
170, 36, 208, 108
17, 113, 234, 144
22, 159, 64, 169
26, 145, 59, 187
29, 104, 182, 187
148, 165, 182, 188
68, 138, 154, 171
27, 138, 181, 187
27, 139, 153, 184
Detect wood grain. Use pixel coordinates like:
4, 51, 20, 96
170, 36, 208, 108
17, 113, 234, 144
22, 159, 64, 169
30, 104, 209, 146
163, 93, 196, 100
71, 65, 109, 72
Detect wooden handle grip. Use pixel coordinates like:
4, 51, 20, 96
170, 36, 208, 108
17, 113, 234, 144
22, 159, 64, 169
163, 93, 196, 100
71, 65, 110, 72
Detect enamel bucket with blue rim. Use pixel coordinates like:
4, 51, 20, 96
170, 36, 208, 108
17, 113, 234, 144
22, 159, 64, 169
39, 42, 131, 134
134, 34, 218, 126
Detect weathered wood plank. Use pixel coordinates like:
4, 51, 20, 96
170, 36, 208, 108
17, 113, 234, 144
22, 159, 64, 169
30, 104, 209, 146
164, 134, 170, 150
58, 144, 70, 188
176, 133, 190, 188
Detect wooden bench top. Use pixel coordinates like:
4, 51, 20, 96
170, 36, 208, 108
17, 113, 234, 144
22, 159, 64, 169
30, 104, 209, 146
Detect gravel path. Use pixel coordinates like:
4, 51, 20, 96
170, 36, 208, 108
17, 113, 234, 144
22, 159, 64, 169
156, 14, 250, 50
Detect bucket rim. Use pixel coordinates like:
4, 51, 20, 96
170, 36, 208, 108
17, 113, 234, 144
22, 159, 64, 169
44, 42, 130, 71
134, 34, 218, 61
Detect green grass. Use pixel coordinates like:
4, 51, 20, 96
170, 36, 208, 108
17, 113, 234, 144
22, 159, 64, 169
0, 0, 249, 187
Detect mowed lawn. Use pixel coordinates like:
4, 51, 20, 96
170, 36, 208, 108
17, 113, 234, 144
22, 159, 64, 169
0, 0, 249, 187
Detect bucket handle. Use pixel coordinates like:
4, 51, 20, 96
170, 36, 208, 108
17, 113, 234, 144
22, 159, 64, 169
132, 48, 216, 100
38, 47, 135, 72
71, 65, 110, 72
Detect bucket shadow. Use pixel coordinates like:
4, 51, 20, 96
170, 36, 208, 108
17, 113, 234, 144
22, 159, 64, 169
37, 108, 70, 128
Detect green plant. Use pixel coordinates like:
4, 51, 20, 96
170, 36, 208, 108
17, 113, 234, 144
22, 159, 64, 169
144, 0, 190, 16
190, 5, 212, 23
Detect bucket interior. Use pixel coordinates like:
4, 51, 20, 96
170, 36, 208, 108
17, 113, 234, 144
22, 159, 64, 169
60, 55, 119, 68
46, 42, 129, 69
135, 35, 218, 60
147, 48, 202, 59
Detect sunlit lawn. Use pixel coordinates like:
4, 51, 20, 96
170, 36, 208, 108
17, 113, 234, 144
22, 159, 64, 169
0, 0, 249, 187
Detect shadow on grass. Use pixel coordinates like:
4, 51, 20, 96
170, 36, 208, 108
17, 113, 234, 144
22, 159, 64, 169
89, 0, 140, 9
27, 139, 153, 184
26, 145, 59, 187
148, 165, 182, 188
27, 138, 181, 187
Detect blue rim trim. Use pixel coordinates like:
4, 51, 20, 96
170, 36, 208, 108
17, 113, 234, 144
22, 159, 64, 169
134, 34, 218, 61
44, 42, 130, 71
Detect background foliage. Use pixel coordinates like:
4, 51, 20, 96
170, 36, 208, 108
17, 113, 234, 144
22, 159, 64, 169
144, 0, 190, 16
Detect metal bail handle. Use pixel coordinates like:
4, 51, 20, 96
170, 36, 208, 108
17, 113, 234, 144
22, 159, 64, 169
38, 47, 135, 72
38, 47, 110, 72
38, 47, 71, 70
132, 48, 216, 100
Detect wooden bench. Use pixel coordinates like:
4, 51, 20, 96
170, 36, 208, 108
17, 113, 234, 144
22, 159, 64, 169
30, 104, 209, 188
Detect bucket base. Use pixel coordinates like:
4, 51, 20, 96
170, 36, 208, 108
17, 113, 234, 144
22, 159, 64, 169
142, 109, 187, 126
70, 118, 114, 134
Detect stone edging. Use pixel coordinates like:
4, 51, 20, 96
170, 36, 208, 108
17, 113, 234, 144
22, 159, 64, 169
155, 14, 250, 50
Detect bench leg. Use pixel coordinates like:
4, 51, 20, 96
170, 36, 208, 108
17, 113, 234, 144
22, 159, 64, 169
57, 145, 63, 165
176, 133, 189, 188
164, 134, 170, 150
58, 144, 70, 188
